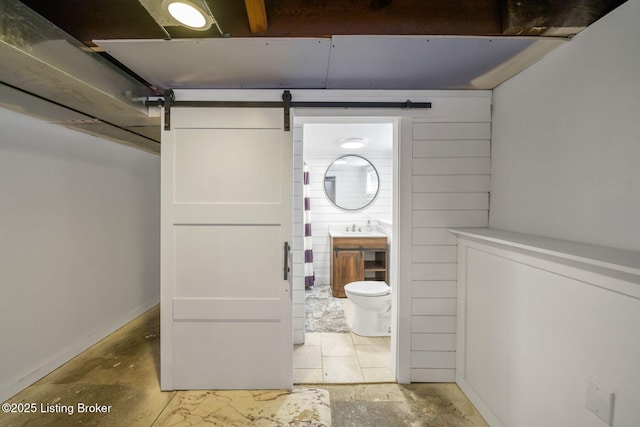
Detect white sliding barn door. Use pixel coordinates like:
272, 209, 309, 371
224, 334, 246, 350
161, 107, 293, 390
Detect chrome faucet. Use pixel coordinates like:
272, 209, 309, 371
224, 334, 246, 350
352, 224, 356, 232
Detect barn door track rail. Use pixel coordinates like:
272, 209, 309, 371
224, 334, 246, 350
149, 90, 432, 132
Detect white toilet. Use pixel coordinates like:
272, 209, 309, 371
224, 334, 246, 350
344, 281, 392, 337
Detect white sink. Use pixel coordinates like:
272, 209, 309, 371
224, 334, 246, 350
329, 230, 387, 238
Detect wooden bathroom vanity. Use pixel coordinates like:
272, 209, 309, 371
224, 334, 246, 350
329, 232, 388, 297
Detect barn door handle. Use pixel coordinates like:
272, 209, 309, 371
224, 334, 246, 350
283, 242, 290, 280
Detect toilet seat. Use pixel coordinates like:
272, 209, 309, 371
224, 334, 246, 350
344, 281, 390, 297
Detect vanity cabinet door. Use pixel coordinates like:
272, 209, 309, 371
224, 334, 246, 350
332, 249, 364, 297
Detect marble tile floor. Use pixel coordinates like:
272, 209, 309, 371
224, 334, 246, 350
0, 305, 487, 427
300, 287, 393, 384
294, 332, 393, 384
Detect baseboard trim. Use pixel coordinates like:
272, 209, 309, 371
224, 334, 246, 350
0, 298, 159, 402
456, 375, 505, 427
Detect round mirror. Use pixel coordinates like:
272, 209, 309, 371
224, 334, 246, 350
324, 155, 380, 210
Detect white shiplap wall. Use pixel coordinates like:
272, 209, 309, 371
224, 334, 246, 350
287, 89, 492, 374
304, 151, 392, 285
407, 120, 490, 382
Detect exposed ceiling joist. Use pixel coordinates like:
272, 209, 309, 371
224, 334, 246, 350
501, 0, 627, 37
17, 0, 628, 41
244, 0, 268, 33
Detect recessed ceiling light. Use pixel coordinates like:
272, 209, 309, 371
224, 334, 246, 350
340, 137, 366, 149
162, 0, 213, 30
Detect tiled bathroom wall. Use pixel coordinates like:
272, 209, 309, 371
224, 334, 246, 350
302, 151, 393, 285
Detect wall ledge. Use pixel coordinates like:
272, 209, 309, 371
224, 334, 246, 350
449, 228, 640, 299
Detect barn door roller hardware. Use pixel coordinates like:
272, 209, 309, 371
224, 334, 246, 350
149, 90, 432, 131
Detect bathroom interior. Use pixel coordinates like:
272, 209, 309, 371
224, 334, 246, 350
293, 119, 397, 384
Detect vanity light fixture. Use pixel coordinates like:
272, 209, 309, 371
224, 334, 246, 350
162, 0, 213, 31
340, 137, 366, 150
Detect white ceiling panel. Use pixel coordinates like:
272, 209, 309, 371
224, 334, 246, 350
95, 38, 332, 89
95, 36, 564, 91
327, 36, 544, 90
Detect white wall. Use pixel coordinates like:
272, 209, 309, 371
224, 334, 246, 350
490, 0, 640, 251
303, 150, 393, 285
459, 1, 640, 425
0, 107, 160, 401
455, 232, 640, 427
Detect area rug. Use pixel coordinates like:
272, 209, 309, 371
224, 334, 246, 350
305, 283, 349, 333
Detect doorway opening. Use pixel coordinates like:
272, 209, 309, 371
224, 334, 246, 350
292, 116, 399, 384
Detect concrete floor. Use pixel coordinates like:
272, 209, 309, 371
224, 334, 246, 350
0, 305, 488, 426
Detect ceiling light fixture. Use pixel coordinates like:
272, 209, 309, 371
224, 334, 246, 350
340, 137, 366, 149
162, 0, 213, 31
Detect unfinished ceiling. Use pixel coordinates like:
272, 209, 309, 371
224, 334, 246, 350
18, 0, 627, 42
0, 0, 628, 153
